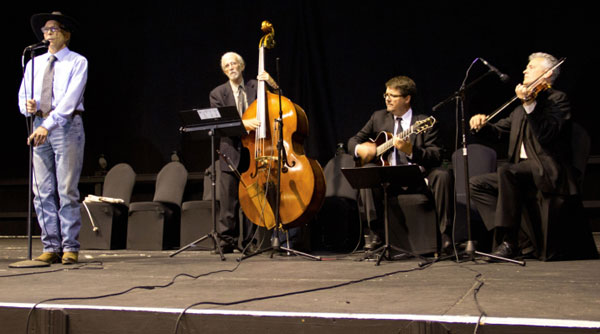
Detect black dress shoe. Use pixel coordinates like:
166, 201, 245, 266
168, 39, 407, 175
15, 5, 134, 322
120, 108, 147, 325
364, 237, 383, 251
441, 233, 453, 254
210, 247, 233, 254
484, 241, 518, 261
211, 243, 234, 254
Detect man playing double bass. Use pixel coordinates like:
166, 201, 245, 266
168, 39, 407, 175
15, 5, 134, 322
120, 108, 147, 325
467, 52, 595, 260
209, 51, 278, 253
348, 76, 454, 253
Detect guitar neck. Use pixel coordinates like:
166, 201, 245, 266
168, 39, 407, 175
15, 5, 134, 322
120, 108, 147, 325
376, 126, 412, 157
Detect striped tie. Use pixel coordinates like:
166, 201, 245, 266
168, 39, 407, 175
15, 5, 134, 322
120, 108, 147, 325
237, 85, 246, 116
39, 55, 57, 116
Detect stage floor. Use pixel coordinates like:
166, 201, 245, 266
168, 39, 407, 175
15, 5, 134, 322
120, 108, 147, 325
1, 237, 600, 333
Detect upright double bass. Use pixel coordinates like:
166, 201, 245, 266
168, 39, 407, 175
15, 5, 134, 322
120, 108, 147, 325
239, 21, 325, 230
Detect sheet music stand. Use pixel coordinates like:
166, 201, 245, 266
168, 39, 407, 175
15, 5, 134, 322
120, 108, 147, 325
341, 165, 427, 265
170, 106, 245, 260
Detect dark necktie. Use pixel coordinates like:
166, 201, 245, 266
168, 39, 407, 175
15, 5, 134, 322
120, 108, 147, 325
394, 117, 407, 165
40, 55, 57, 116
237, 85, 246, 116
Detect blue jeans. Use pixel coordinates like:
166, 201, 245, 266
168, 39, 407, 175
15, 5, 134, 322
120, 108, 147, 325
32, 115, 85, 253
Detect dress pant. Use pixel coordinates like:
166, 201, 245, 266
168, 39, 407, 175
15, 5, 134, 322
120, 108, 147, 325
427, 167, 454, 235
470, 159, 538, 231
364, 166, 453, 236
217, 170, 255, 247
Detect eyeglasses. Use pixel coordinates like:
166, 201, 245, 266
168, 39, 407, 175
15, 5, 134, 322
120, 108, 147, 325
41, 26, 62, 34
383, 93, 403, 99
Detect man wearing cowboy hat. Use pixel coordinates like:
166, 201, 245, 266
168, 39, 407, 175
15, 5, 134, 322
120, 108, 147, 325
18, 11, 88, 264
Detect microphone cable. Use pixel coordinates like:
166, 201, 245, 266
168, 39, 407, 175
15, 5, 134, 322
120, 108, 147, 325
24, 259, 244, 334
173, 260, 436, 334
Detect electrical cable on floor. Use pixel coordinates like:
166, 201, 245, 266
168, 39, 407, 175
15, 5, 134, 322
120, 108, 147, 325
24, 259, 244, 334
173, 260, 436, 334
0, 261, 103, 278
471, 272, 487, 334
441, 264, 487, 334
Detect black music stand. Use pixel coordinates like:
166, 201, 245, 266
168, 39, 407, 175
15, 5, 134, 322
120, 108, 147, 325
341, 165, 427, 265
169, 106, 245, 260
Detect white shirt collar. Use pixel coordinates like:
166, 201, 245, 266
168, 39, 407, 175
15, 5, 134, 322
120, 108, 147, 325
229, 79, 245, 93
395, 108, 413, 124
47, 47, 70, 61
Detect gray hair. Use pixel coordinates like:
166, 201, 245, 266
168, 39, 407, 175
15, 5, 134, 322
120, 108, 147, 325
529, 52, 560, 84
220, 52, 245, 70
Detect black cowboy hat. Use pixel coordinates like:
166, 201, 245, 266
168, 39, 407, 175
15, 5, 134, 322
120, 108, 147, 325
30, 11, 79, 41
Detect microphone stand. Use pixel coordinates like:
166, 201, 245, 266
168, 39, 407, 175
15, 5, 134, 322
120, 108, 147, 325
424, 60, 525, 267
10, 47, 50, 268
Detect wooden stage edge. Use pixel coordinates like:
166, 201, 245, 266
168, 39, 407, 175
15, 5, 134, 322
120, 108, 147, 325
2, 302, 600, 334
1, 236, 600, 334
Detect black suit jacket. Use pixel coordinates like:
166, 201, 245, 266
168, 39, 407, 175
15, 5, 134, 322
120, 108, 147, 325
484, 88, 576, 195
347, 109, 442, 170
209, 79, 258, 171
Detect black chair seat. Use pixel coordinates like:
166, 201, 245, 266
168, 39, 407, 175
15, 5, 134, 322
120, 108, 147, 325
126, 162, 188, 250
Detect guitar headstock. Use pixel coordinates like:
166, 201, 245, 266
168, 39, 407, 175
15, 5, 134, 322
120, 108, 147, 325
412, 116, 436, 135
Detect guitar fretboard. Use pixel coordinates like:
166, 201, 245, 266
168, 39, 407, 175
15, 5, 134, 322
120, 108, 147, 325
376, 126, 414, 156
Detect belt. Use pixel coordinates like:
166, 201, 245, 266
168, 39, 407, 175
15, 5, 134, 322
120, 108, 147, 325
35, 110, 83, 119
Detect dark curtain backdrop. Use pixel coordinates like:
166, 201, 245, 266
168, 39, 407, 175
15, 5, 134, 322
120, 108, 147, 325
4, 1, 599, 178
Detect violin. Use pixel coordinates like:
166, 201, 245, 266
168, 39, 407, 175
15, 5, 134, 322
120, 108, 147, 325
475, 57, 565, 130
519, 81, 551, 102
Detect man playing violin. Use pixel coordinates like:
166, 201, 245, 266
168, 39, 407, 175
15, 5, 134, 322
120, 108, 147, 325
469, 52, 576, 260
348, 76, 454, 253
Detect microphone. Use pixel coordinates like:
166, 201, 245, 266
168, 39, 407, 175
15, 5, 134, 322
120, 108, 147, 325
25, 40, 49, 50
479, 58, 510, 82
